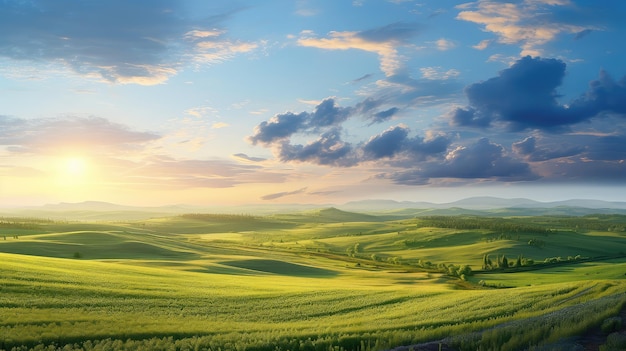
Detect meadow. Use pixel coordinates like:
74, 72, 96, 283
1, 210, 626, 350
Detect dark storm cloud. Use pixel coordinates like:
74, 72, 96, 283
357, 22, 422, 43
451, 56, 626, 131
0, 115, 159, 153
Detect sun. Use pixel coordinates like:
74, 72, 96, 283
59, 156, 89, 182
54, 156, 92, 189
63, 157, 87, 177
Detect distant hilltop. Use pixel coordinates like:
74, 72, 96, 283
1, 196, 626, 221
340, 196, 626, 211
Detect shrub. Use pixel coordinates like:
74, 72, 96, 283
601, 316, 623, 334
600, 332, 626, 351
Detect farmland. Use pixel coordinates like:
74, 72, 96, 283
1, 210, 626, 350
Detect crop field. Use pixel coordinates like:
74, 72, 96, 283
1, 211, 626, 350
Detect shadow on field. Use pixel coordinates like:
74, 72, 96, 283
222, 259, 338, 277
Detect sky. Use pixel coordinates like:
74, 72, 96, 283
1, 0, 625, 207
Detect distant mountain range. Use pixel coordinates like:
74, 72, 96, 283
2, 197, 626, 220
339, 196, 626, 212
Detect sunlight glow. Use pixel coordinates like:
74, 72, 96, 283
65, 157, 87, 177
55, 157, 92, 191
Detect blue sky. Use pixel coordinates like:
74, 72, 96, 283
1, 0, 625, 206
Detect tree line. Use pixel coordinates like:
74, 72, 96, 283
180, 213, 259, 222
415, 216, 551, 234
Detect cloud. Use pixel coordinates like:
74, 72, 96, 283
279, 128, 356, 167
297, 22, 421, 76
513, 136, 584, 161
370, 107, 400, 124
211, 122, 230, 129
0, 115, 159, 154
109, 156, 287, 190
350, 72, 461, 120
456, 0, 587, 56
363, 126, 409, 159
420, 67, 460, 80
533, 157, 626, 182
308, 98, 353, 129
434, 38, 456, 51
248, 95, 455, 168
295, 0, 318, 16
568, 70, 626, 117
188, 33, 259, 65
473, 39, 491, 50
0, 165, 46, 178
583, 134, 626, 162
452, 56, 569, 129
232, 153, 266, 162
0, 1, 258, 85
357, 22, 422, 43
247, 54, 624, 186
426, 138, 534, 179
261, 187, 307, 200
379, 138, 537, 185
248, 112, 308, 145
350, 73, 374, 84
449, 56, 626, 131
363, 125, 450, 161
573, 29, 593, 40
0, 115, 289, 190
248, 98, 353, 145
512, 136, 536, 155
507, 124, 626, 182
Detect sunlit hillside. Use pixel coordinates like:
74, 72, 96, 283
1, 210, 626, 350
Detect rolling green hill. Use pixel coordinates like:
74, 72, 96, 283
1, 211, 626, 350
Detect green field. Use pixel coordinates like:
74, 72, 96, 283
1, 211, 626, 350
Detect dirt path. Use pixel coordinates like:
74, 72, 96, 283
578, 304, 626, 351
387, 298, 626, 351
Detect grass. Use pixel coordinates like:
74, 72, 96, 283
1, 213, 625, 350
222, 259, 339, 276
2, 252, 624, 351
472, 258, 626, 287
